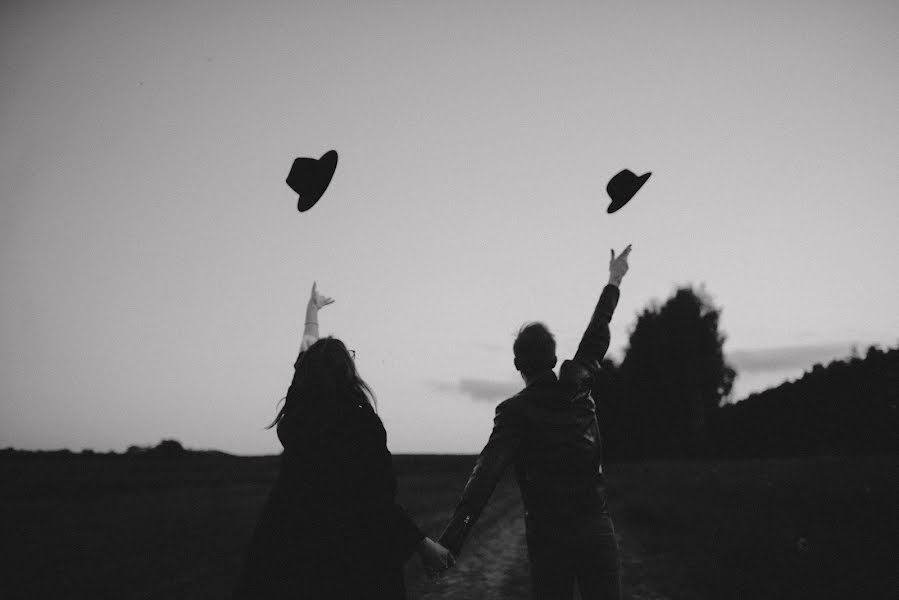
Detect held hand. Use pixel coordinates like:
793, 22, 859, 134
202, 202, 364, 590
307, 281, 335, 310
608, 244, 632, 286
418, 537, 456, 577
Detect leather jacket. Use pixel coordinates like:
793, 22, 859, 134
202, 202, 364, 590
439, 284, 620, 556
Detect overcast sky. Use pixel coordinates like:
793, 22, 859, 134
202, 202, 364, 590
2, 0, 897, 455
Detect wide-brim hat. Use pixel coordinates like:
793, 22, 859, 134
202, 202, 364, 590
286, 150, 339, 212
606, 169, 651, 213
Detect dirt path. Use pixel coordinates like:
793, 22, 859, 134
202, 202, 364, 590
415, 507, 529, 599
406, 483, 530, 600
406, 485, 668, 600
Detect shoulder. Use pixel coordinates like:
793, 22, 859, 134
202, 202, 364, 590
559, 357, 590, 379
495, 392, 529, 422
334, 404, 386, 445
559, 358, 593, 391
347, 402, 384, 428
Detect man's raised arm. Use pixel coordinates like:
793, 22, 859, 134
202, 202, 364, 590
561, 244, 632, 390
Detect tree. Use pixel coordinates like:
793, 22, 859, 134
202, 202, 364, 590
154, 439, 185, 456
125, 439, 186, 457
616, 285, 735, 457
711, 344, 898, 457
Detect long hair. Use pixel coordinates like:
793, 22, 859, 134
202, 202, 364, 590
267, 337, 376, 431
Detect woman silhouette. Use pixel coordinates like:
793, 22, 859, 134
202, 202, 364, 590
233, 283, 453, 599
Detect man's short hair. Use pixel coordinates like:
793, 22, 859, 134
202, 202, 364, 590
514, 322, 556, 377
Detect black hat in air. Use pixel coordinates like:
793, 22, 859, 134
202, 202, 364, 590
286, 150, 339, 212
606, 169, 651, 213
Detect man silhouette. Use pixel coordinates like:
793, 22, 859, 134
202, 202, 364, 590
438, 244, 632, 600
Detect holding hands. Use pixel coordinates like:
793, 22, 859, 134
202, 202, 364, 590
608, 243, 632, 287
418, 537, 455, 578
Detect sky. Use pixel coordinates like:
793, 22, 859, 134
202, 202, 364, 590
2, 0, 897, 455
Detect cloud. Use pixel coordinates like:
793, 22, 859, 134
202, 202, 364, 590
727, 342, 862, 374
431, 378, 522, 402
433, 342, 875, 403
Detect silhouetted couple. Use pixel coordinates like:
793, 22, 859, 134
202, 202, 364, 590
233, 244, 632, 600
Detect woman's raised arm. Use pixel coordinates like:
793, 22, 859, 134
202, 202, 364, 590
300, 281, 334, 352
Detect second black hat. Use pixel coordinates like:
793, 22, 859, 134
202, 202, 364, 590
286, 150, 339, 212
606, 169, 651, 214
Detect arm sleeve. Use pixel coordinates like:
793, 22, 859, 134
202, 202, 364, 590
386, 503, 425, 564
438, 401, 521, 556
352, 413, 424, 563
558, 284, 620, 395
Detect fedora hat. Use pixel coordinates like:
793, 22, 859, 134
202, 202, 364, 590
286, 150, 339, 212
606, 169, 651, 214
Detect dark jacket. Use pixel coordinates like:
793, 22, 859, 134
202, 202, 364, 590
439, 284, 620, 555
234, 393, 423, 599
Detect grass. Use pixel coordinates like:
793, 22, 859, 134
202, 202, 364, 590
1, 453, 895, 599
605, 456, 897, 599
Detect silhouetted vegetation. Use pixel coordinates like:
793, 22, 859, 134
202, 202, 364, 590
1, 439, 233, 460
598, 285, 735, 459
709, 345, 898, 457
596, 285, 898, 460
127, 438, 186, 457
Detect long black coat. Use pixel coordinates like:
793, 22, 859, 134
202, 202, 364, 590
234, 401, 423, 599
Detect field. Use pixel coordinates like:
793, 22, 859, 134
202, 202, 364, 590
1, 453, 895, 599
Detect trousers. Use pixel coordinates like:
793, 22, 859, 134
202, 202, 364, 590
526, 511, 621, 600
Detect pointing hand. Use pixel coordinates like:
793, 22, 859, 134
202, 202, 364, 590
308, 281, 335, 310
609, 244, 632, 286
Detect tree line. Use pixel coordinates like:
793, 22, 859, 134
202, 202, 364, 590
593, 285, 898, 460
